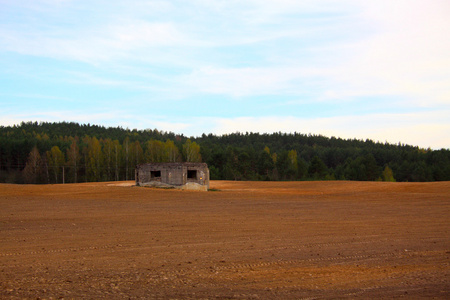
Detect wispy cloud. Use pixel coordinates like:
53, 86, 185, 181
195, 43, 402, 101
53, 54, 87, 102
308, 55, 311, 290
1, 106, 448, 149
0, 0, 449, 149
205, 111, 450, 149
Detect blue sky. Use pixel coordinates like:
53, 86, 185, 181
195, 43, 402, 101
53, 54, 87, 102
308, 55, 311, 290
1, 0, 449, 149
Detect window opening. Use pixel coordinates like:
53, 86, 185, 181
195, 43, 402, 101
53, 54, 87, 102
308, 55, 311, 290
150, 170, 161, 178
187, 170, 197, 179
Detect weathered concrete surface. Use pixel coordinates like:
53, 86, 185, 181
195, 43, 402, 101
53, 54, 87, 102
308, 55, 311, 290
180, 182, 208, 191
139, 181, 208, 191
136, 162, 209, 191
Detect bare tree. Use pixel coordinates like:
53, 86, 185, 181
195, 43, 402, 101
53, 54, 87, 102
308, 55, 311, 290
23, 146, 41, 184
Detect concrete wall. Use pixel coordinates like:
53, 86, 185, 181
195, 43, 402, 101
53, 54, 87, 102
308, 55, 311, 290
136, 163, 210, 191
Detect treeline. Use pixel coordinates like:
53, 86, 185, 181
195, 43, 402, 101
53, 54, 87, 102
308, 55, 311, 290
0, 121, 449, 183
0, 122, 200, 184
198, 132, 449, 182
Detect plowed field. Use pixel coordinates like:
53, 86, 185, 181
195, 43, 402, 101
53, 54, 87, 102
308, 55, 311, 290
1, 181, 449, 299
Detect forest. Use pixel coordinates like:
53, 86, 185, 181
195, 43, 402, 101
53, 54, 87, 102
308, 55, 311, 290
0, 121, 449, 184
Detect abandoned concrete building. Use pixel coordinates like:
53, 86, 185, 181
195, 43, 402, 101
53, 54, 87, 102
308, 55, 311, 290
135, 162, 210, 191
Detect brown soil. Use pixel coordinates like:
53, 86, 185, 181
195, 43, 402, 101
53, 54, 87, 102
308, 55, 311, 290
1, 181, 449, 299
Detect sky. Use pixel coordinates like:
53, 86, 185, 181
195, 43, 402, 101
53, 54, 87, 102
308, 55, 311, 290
0, 0, 449, 149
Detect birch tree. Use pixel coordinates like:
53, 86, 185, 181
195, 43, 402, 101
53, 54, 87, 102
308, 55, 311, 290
66, 137, 80, 183
47, 146, 65, 183
102, 138, 114, 181
183, 139, 201, 162
123, 137, 130, 180
145, 140, 165, 162
86, 137, 103, 181
113, 140, 122, 181
287, 150, 298, 179
131, 140, 143, 165
165, 139, 180, 162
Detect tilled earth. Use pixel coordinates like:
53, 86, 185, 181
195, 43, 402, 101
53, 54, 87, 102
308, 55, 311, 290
0, 180, 449, 299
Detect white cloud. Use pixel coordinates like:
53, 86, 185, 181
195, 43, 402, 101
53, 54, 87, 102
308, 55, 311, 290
124, 110, 449, 149
329, 0, 450, 106
0, 21, 194, 64
184, 66, 301, 97
111, 21, 185, 48
170, 0, 450, 108
203, 111, 450, 149
1, 107, 448, 149
1, 0, 449, 150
